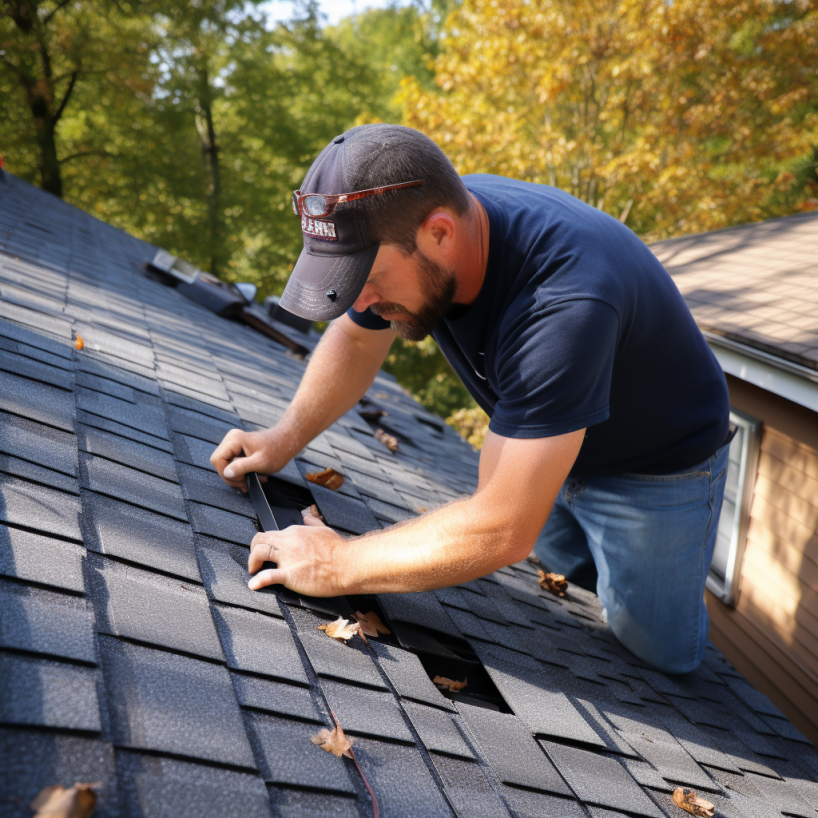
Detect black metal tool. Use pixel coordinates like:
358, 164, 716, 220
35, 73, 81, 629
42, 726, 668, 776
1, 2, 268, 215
247, 472, 278, 532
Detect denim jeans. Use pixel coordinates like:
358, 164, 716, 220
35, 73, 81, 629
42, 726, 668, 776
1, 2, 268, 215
534, 443, 730, 675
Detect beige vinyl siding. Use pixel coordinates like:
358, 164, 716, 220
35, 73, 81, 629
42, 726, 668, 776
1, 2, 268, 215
705, 374, 818, 745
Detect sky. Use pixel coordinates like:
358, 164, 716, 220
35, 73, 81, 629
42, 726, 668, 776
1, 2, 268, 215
259, 0, 412, 27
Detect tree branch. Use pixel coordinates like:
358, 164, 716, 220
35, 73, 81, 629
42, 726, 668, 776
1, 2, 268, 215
42, 0, 74, 26
59, 149, 115, 164
0, 50, 27, 78
53, 67, 78, 123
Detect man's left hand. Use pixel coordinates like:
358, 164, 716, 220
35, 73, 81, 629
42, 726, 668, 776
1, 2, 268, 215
247, 509, 348, 597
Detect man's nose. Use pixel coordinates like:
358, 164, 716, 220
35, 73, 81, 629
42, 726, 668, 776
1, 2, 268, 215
353, 284, 380, 313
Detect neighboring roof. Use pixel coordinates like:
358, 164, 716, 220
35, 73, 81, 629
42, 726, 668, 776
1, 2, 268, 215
1, 171, 817, 817
652, 211, 818, 372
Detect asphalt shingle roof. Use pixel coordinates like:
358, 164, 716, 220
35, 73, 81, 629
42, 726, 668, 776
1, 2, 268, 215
1, 172, 817, 816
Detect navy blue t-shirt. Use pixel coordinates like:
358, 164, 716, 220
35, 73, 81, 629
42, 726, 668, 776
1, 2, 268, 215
349, 175, 729, 475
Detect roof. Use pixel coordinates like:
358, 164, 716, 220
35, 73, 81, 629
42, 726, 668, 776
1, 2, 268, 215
651, 211, 818, 372
1, 171, 817, 818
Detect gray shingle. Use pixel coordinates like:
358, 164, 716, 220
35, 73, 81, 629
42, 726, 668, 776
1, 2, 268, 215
77, 407, 174, 453
188, 501, 258, 544
0, 526, 85, 593
624, 732, 719, 792
116, 751, 271, 818
0, 317, 73, 359
265, 788, 359, 818
364, 496, 414, 524
232, 675, 321, 722
292, 608, 386, 689
378, 591, 461, 639
321, 679, 414, 742
501, 786, 587, 818
351, 738, 454, 817
0, 652, 101, 731
0, 451, 78, 494
0, 580, 96, 663
77, 354, 160, 396
541, 741, 665, 817
0, 348, 74, 390
0, 730, 117, 818
0, 412, 77, 477
177, 462, 255, 517
309, 483, 381, 534
246, 711, 356, 793
0, 369, 75, 431
100, 636, 255, 768
0, 474, 81, 541
428, 753, 512, 818
402, 701, 474, 759
457, 704, 572, 796
81, 454, 186, 520
212, 604, 307, 684
168, 407, 238, 446
77, 387, 168, 439
78, 425, 178, 482
76, 369, 138, 402
84, 493, 201, 581
88, 555, 222, 661
369, 640, 455, 711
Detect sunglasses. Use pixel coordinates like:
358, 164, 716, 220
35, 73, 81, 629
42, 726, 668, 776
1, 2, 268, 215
292, 180, 425, 219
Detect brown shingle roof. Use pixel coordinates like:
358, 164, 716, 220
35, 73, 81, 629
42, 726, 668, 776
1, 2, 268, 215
651, 211, 818, 369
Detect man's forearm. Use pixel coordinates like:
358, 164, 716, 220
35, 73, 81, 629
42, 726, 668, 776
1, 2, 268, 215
274, 317, 393, 457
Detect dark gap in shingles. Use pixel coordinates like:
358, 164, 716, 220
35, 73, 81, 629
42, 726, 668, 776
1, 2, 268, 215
0, 456, 78, 495
0, 572, 85, 598
101, 633, 226, 668
0, 365, 73, 393
0, 721, 101, 740
263, 782, 359, 799
0, 645, 96, 669
83, 487, 186, 527
502, 782, 584, 802
82, 548, 204, 587
109, 744, 259, 776
0, 406, 76, 437
230, 668, 312, 691
77, 447, 178, 487
1, 519, 83, 546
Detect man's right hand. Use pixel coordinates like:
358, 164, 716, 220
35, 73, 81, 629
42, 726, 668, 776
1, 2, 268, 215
210, 428, 290, 492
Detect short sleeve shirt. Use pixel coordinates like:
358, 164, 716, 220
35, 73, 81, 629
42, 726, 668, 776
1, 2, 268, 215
349, 175, 729, 475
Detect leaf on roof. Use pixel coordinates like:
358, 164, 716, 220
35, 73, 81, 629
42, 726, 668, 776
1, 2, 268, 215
433, 675, 468, 692
75, 336, 84, 351
31, 782, 99, 818
311, 725, 354, 758
374, 428, 398, 453
538, 569, 567, 598
672, 787, 715, 817
318, 616, 359, 642
359, 404, 388, 421
354, 610, 391, 637
305, 467, 345, 491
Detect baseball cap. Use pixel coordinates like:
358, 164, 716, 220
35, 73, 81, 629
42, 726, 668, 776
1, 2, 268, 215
280, 126, 421, 322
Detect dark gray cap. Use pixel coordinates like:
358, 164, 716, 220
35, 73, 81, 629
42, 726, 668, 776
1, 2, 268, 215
280, 129, 381, 321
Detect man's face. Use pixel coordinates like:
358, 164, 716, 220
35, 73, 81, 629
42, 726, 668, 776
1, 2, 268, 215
353, 244, 457, 342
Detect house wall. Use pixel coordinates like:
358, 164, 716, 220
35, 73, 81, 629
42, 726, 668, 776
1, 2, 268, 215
706, 374, 818, 745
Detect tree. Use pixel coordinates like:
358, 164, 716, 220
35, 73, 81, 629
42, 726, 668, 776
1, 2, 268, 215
401, 0, 818, 241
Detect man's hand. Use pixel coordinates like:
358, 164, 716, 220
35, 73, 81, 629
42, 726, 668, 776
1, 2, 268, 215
248, 508, 347, 596
210, 427, 291, 492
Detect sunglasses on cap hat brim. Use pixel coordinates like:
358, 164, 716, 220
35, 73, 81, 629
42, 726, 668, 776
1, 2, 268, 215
292, 179, 424, 219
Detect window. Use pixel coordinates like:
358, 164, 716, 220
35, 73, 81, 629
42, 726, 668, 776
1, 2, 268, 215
706, 409, 761, 606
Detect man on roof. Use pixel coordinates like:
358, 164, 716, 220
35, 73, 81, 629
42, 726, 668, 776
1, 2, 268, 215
211, 125, 731, 675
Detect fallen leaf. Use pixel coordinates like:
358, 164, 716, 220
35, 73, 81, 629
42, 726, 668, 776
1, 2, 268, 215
672, 787, 715, 817
433, 675, 468, 692
311, 725, 354, 758
74, 336, 84, 351
305, 467, 344, 491
359, 406, 387, 421
538, 569, 568, 597
308, 504, 324, 521
31, 782, 99, 818
417, 506, 427, 513
354, 610, 391, 637
318, 617, 359, 642
374, 428, 398, 453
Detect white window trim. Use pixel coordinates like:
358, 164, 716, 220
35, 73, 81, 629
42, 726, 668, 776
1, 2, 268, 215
706, 409, 762, 607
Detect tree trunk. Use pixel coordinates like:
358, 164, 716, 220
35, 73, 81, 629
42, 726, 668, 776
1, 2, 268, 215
27, 90, 63, 197
196, 61, 222, 277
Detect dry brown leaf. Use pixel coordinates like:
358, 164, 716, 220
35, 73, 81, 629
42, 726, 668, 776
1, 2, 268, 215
311, 725, 354, 758
672, 787, 715, 817
74, 336, 84, 351
31, 782, 99, 818
308, 504, 324, 521
318, 617, 359, 642
374, 428, 398, 453
305, 467, 345, 491
359, 407, 387, 421
537, 569, 568, 598
354, 610, 391, 637
433, 675, 468, 692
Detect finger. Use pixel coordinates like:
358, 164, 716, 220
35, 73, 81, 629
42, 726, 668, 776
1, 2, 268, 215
223, 448, 270, 482
248, 538, 277, 574
301, 508, 327, 527
249, 567, 287, 591
210, 429, 245, 474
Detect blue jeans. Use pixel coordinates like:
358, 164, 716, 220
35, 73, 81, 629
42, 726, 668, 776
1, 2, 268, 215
534, 443, 729, 675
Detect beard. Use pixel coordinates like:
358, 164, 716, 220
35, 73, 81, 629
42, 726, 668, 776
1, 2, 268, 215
369, 249, 457, 342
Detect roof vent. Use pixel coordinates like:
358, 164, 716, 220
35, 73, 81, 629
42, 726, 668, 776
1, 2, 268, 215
148, 249, 200, 284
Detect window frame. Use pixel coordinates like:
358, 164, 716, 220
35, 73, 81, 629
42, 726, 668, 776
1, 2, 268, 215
706, 409, 762, 607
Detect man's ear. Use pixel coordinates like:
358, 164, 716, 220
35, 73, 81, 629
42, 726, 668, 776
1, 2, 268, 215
418, 210, 456, 258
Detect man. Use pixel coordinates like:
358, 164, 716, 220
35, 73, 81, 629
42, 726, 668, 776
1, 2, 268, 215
211, 124, 731, 674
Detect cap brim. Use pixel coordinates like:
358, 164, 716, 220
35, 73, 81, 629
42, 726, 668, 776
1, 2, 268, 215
279, 243, 380, 321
